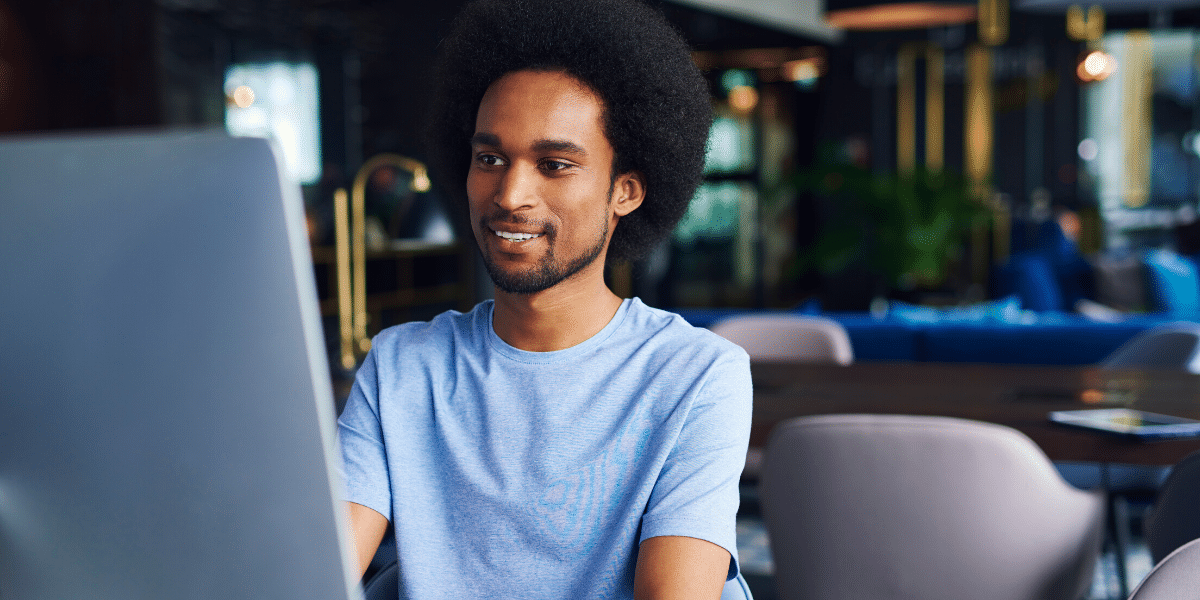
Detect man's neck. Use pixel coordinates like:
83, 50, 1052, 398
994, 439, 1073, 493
491, 273, 625, 353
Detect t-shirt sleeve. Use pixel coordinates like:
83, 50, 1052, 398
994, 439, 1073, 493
337, 347, 393, 522
638, 346, 753, 580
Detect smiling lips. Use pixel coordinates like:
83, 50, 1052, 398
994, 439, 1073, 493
492, 229, 543, 242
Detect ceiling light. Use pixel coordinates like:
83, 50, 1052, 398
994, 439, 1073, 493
825, 2, 978, 30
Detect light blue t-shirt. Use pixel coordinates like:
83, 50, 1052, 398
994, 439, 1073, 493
338, 298, 752, 599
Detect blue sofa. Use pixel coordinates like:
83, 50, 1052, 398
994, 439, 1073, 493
675, 223, 1200, 366
676, 306, 1170, 365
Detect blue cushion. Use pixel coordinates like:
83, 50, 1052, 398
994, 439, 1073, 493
997, 221, 1095, 312
885, 296, 1025, 324
1010, 253, 1065, 312
1144, 249, 1200, 318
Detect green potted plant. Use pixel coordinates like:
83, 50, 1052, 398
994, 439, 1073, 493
781, 158, 990, 300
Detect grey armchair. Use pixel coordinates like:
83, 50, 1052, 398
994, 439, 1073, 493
710, 314, 854, 481
1101, 322, 1200, 373
760, 414, 1106, 600
1126, 537, 1200, 600
709, 314, 853, 366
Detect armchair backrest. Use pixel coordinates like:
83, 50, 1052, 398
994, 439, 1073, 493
1100, 322, 1200, 373
1127, 537, 1200, 600
709, 314, 853, 365
760, 414, 1105, 600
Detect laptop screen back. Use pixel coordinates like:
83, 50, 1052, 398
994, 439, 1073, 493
0, 130, 359, 600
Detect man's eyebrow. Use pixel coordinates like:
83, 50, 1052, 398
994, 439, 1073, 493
531, 139, 587, 156
470, 133, 589, 158
470, 132, 501, 147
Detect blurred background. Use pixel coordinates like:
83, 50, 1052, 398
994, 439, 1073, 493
10, 3, 1200, 597
4, 0, 1200, 365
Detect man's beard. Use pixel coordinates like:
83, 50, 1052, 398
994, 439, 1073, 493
480, 216, 609, 295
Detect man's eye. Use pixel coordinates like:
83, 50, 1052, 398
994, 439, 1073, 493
476, 153, 506, 167
542, 160, 570, 172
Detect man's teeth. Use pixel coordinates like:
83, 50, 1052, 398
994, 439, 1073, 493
494, 230, 541, 241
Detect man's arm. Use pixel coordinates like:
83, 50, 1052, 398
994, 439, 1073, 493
346, 501, 389, 580
633, 535, 730, 600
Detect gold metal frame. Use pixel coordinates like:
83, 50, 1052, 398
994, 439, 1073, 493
1121, 32, 1152, 209
925, 46, 945, 172
897, 43, 947, 174
333, 153, 434, 368
897, 44, 919, 173
965, 44, 993, 199
978, 0, 1009, 46
1067, 5, 1105, 42
964, 44, 996, 280
333, 188, 356, 370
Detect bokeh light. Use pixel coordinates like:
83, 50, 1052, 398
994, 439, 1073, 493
728, 85, 759, 114
231, 85, 255, 108
1077, 50, 1117, 82
1077, 138, 1099, 161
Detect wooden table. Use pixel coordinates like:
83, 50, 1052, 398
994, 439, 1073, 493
751, 361, 1200, 465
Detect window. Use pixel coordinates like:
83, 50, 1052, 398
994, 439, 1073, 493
224, 62, 322, 185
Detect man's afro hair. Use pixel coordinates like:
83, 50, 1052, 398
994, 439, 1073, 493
426, 0, 712, 263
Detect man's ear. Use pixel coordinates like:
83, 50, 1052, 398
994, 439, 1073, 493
612, 171, 645, 218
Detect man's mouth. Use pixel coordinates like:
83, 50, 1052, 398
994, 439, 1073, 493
492, 229, 543, 242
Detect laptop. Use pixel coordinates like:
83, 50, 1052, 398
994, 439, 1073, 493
0, 130, 361, 599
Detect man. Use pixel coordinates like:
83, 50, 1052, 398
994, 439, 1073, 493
337, 0, 752, 597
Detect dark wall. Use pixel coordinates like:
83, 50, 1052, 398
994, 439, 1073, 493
814, 13, 1085, 213
1, 0, 825, 168
1, 0, 159, 133
353, 2, 464, 162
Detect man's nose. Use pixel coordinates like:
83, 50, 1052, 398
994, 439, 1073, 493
494, 164, 538, 212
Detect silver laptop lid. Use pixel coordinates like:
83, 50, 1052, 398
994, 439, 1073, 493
0, 130, 360, 600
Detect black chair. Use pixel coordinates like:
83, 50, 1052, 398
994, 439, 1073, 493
362, 559, 399, 600
1146, 450, 1200, 564
361, 524, 398, 600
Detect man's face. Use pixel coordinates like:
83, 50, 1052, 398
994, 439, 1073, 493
467, 69, 638, 295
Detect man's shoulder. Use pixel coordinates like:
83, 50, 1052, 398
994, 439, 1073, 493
369, 301, 489, 356
625, 299, 749, 362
